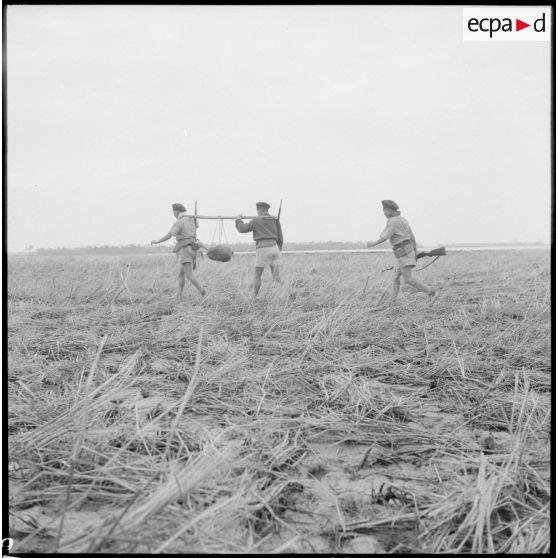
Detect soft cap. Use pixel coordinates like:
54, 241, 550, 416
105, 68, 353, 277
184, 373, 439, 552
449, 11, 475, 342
381, 199, 399, 211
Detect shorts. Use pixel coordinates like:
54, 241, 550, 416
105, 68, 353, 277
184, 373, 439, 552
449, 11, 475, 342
255, 245, 281, 268
176, 244, 196, 265
394, 251, 416, 274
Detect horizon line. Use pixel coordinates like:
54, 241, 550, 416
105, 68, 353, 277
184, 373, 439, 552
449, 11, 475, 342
6, 240, 550, 255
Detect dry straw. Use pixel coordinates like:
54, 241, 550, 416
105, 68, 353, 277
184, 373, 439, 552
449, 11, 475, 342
7, 250, 550, 553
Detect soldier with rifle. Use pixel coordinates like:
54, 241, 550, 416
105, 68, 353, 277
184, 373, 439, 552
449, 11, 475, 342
235, 201, 284, 297
367, 200, 439, 303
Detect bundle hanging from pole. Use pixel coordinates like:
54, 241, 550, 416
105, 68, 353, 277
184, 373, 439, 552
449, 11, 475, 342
207, 218, 233, 262
207, 245, 233, 262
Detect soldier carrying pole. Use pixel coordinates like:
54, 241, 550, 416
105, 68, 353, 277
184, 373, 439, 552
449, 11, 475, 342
235, 201, 284, 297
151, 203, 208, 300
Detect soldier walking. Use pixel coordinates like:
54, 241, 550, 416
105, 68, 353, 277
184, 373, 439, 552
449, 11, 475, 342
151, 203, 208, 299
367, 200, 438, 302
235, 201, 284, 297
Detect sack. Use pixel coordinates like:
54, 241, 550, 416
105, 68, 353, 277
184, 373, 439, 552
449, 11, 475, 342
392, 242, 414, 259
207, 245, 233, 262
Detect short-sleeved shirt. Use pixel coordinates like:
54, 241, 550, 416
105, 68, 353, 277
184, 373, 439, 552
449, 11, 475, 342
169, 212, 197, 247
380, 215, 415, 247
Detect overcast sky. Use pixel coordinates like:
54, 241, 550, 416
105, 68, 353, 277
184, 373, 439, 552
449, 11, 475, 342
7, 5, 551, 251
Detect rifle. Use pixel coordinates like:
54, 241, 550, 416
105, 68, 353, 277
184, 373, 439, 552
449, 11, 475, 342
416, 246, 446, 259
381, 246, 446, 272
275, 200, 284, 246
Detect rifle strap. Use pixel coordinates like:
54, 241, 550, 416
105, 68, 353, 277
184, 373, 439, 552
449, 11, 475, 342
382, 255, 441, 273
414, 256, 441, 272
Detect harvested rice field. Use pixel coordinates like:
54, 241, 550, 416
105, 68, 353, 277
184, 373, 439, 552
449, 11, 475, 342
7, 249, 551, 554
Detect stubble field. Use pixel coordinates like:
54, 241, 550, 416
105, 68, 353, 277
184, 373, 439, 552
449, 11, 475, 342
7, 249, 551, 554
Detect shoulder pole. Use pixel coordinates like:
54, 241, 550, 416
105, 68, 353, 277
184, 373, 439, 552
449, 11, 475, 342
277, 199, 283, 222
180, 214, 277, 220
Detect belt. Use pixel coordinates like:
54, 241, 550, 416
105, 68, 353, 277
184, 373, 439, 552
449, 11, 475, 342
175, 237, 196, 247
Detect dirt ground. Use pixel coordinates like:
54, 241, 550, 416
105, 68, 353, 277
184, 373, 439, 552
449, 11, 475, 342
7, 249, 551, 553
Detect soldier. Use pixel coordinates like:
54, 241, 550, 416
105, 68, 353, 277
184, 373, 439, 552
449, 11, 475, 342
235, 201, 284, 297
151, 203, 208, 299
367, 200, 438, 302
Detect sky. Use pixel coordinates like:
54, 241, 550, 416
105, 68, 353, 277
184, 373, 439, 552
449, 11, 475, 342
6, 5, 552, 251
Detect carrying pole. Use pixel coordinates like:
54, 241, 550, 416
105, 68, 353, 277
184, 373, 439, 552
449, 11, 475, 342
184, 201, 281, 220
194, 201, 198, 241
180, 214, 277, 220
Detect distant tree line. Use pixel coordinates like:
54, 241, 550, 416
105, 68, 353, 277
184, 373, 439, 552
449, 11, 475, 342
33, 241, 372, 255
